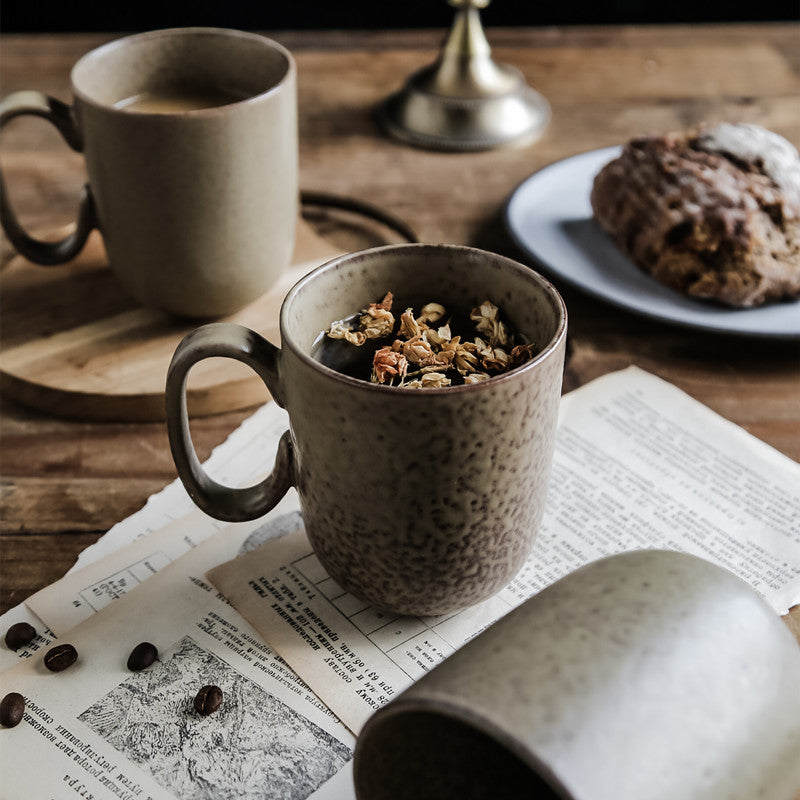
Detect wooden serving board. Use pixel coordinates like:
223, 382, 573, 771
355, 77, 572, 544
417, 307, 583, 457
0, 219, 347, 422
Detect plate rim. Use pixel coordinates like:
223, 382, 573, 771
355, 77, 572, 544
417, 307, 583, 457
503, 146, 800, 341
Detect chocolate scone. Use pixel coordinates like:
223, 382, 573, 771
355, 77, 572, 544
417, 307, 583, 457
590, 123, 800, 307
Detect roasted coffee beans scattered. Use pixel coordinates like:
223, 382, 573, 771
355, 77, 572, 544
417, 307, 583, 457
127, 642, 158, 672
193, 685, 223, 716
0, 692, 25, 728
43, 643, 78, 672
4, 622, 36, 651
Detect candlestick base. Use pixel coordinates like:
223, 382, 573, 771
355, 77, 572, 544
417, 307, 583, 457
378, 1, 550, 151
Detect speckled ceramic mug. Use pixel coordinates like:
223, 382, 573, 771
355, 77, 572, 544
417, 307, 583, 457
166, 244, 568, 615
353, 550, 800, 800
0, 28, 297, 317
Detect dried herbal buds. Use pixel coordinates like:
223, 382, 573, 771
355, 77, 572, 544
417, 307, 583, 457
323, 293, 537, 388
470, 300, 512, 347
372, 347, 408, 384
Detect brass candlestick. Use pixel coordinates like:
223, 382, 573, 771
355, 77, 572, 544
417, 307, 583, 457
378, 0, 550, 151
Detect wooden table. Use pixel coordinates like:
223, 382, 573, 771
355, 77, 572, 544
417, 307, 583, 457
1, 25, 798, 647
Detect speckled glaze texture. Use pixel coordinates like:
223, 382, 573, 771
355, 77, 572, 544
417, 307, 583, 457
5, 28, 298, 318
167, 244, 567, 616
353, 550, 800, 800
279, 244, 566, 615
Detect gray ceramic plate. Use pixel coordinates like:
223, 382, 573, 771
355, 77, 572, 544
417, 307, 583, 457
504, 146, 800, 339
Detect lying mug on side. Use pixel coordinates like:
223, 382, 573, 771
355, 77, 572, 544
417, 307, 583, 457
166, 243, 568, 617
353, 550, 800, 800
0, 27, 298, 318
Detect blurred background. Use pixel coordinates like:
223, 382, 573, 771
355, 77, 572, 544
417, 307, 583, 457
2, 0, 798, 32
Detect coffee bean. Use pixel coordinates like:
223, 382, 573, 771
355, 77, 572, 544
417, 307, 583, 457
43, 643, 78, 672
0, 692, 25, 728
193, 685, 223, 716
127, 642, 158, 671
5, 622, 36, 651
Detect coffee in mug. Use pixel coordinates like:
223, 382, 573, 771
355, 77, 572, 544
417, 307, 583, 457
113, 88, 253, 113
0, 28, 298, 318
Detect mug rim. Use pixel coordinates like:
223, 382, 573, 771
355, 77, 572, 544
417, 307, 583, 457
280, 242, 568, 396
70, 27, 296, 115
355, 695, 575, 800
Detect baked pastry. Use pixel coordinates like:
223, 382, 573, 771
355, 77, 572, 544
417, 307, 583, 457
590, 122, 800, 307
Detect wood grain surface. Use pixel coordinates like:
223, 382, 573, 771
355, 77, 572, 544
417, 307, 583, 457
0, 215, 393, 421
1, 26, 798, 647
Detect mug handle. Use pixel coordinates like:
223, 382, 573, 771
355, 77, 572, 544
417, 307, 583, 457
0, 90, 98, 264
165, 323, 295, 522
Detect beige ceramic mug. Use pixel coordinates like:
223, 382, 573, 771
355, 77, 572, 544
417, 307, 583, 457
353, 549, 800, 800
0, 28, 298, 318
166, 244, 567, 616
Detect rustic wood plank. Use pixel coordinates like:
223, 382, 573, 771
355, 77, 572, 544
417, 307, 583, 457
0, 221, 340, 421
0, 532, 103, 612
1, 477, 169, 533
1, 26, 798, 626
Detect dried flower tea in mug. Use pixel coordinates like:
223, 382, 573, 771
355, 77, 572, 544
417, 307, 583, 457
314, 292, 539, 387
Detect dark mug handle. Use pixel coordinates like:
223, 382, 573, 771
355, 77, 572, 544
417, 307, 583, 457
0, 91, 98, 264
165, 323, 295, 522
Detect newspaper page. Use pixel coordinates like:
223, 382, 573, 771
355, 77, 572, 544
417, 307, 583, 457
0, 503, 355, 800
207, 366, 800, 733
26, 506, 280, 636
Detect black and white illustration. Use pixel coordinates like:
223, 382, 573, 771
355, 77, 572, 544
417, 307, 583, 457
78, 635, 351, 800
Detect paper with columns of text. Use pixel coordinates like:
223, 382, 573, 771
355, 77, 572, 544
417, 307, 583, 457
0, 508, 355, 800
207, 367, 800, 733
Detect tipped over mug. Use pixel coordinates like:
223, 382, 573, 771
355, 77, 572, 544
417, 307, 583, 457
354, 550, 800, 800
0, 27, 298, 318
165, 244, 568, 615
